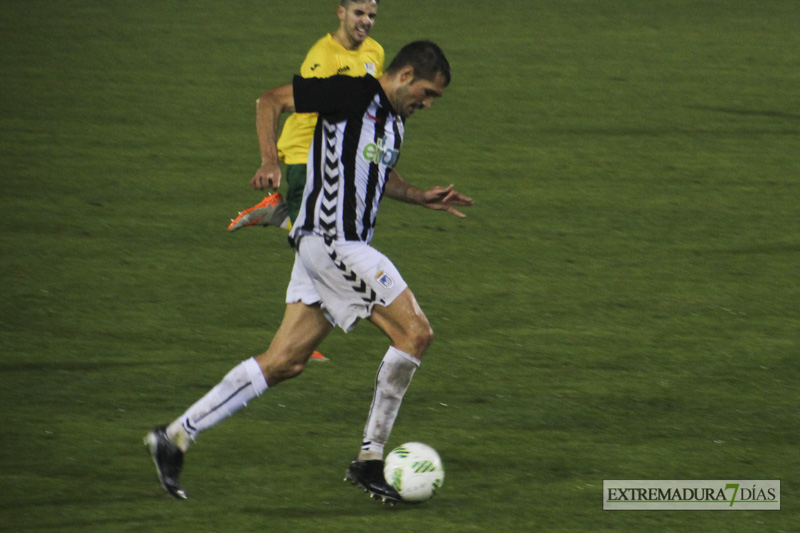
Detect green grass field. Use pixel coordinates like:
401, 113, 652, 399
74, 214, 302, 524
2, 1, 798, 531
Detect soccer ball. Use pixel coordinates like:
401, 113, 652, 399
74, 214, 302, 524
384, 442, 445, 503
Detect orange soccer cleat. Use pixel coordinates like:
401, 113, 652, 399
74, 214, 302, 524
228, 193, 291, 232
310, 351, 329, 361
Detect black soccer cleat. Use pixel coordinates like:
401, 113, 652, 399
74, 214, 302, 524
144, 426, 187, 500
344, 460, 400, 504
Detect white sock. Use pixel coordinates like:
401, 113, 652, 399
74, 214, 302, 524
166, 358, 268, 452
360, 347, 420, 461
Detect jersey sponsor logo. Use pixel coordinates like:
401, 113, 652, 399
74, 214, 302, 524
362, 137, 399, 167
337, 65, 351, 74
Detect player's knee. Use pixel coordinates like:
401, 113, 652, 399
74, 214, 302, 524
266, 361, 306, 386
256, 350, 307, 387
282, 361, 307, 380
406, 319, 434, 358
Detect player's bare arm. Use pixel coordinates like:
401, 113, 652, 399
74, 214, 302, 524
251, 84, 296, 190
384, 169, 473, 218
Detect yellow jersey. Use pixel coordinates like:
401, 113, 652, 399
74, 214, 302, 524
277, 34, 384, 164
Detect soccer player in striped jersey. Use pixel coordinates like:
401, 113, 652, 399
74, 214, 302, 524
145, 41, 472, 504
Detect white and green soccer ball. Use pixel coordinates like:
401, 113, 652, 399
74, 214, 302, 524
384, 442, 445, 503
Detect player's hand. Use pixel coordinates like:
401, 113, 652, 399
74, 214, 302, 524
251, 163, 282, 190
419, 184, 473, 218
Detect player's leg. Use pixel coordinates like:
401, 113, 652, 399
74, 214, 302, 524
368, 287, 433, 360
359, 288, 432, 460
283, 163, 307, 224
254, 301, 333, 386
145, 302, 332, 499
345, 288, 433, 502
292, 238, 423, 502
144, 349, 270, 500
170, 302, 331, 444
162, 302, 330, 448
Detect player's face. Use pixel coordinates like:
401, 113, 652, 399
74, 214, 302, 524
338, 1, 378, 48
394, 72, 447, 118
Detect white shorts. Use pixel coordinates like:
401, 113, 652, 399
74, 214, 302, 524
286, 235, 407, 332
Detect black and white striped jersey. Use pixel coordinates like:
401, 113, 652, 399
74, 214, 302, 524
289, 74, 404, 245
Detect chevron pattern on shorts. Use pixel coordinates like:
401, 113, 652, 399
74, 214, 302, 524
322, 235, 377, 307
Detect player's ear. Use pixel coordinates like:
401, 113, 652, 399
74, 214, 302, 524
398, 66, 415, 84
337, 5, 346, 22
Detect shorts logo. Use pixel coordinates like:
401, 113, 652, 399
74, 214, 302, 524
376, 270, 394, 289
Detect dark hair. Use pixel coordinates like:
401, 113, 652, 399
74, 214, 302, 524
340, 0, 379, 6
385, 40, 451, 87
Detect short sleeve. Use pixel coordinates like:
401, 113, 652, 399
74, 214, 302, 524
292, 75, 380, 118
299, 39, 339, 78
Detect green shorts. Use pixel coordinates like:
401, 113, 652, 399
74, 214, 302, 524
284, 163, 306, 224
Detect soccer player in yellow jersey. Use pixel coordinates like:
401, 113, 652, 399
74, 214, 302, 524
229, 0, 383, 232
